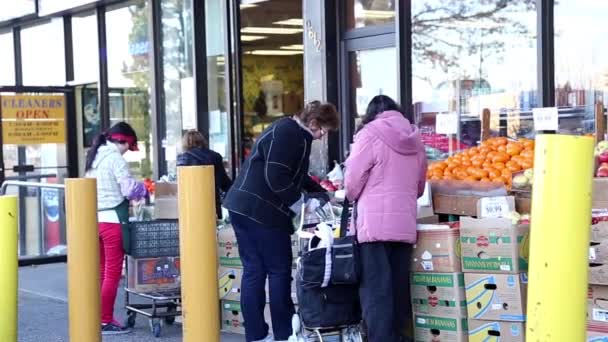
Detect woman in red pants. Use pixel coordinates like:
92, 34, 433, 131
85, 122, 147, 335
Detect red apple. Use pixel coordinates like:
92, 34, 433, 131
599, 152, 608, 164
597, 168, 608, 177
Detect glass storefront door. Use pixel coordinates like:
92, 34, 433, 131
0, 87, 76, 261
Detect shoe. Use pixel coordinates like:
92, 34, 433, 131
101, 320, 132, 335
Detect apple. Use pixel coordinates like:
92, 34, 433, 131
597, 167, 608, 178
599, 152, 608, 164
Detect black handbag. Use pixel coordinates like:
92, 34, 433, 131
329, 198, 360, 285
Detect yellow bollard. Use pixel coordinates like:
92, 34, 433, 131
65, 179, 101, 342
0, 196, 18, 342
527, 135, 594, 341
178, 166, 219, 342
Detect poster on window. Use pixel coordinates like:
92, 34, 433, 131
82, 87, 101, 147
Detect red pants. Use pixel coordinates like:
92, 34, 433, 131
99, 222, 124, 324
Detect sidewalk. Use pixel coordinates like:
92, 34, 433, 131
18, 263, 243, 342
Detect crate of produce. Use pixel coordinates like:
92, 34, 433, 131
127, 219, 180, 258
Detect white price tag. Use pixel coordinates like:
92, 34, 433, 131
590, 247, 597, 261
533, 107, 559, 131
594, 309, 608, 322
480, 197, 511, 218
435, 113, 459, 135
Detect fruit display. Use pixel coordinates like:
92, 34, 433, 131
595, 141, 608, 177
426, 137, 535, 188
512, 169, 534, 190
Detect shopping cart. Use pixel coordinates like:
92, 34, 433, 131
123, 219, 182, 338
293, 200, 364, 342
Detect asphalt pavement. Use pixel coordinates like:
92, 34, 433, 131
18, 263, 244, 342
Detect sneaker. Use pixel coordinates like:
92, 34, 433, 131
101, 320, 132, 335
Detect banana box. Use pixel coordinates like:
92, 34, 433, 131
414, 314, 468, 342
217, 226, 241, 267
412, 225, 462, 273
588, 285, 608, 325
218, 266, 242, 301
468, 320, 525, 342
126, 256, 180, 292
588, 330, 608, 342
591, 242, 608, 264
221, 300, 272, 334
411, 272, 467, 317
460, 217, 529, 273
465, 273, 527, 322
590, 265, 608, 285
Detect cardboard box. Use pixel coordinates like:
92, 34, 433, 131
588, 329, 608, 342
592, 222, 608, 243
126, 256, 180, 293
460, 217, 530, 273
414, 314, 468, 342
589, 285, 608, 325
591, 264, 608, 285
432, 193, 480, 216
220, 300, 284, 335
154, 182, 178, 219
411, 273, 466, 317
464, 273, 527, 322
468, 320, 525, 342
217, 226, 241, 267
594, 178, 608, 210
412, 225, 461, 273
219, 266, 243, 302
591, 243, 608, 264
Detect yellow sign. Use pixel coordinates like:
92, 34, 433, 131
1, 95, 66, 145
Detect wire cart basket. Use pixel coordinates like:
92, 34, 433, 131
123, 219, 181, 338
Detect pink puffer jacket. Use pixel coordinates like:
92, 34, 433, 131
345, 110, 428, 243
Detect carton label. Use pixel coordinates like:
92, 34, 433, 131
412, 273, 463, 287
593, 308, 608, 322
462, 257, 513, 271
415, 316, 461, 332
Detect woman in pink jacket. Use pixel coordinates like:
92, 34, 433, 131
345, 95, 427, 342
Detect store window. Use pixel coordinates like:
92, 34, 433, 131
21, 19, 66, 86
106, 1, 153, 179
240, 0, 304, 157
161, 0, 194, 176
555, 0, 608, 135
38, 0, 97, 16
345, 0, 395, 30
72, 12, 99, 84
207, 0, 232, 172
412, 1, 537, 160
0, 30, 15, 85
0, 0, 36, 22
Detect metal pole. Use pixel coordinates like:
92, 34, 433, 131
65, 179, 100, 342
527, 134, 594, 341
178, 166, 219, 341
0, 196, 18, 342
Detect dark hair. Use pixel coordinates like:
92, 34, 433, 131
85, 122, 138, 171
357, 95, 405, 132
297, 100, 340, 131
182, 130, 208, 151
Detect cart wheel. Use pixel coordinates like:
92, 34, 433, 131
164, 305, 176, 325
125, 311, 137, 328
149, 319, 162, 338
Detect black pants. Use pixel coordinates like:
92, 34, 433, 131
229, 212, 295, 342
359, 242, 413, 342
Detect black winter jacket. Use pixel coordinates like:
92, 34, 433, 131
223, 117, 325, 231
176, 147, 232, 218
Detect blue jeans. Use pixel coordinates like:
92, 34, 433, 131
229, 212, 295, 341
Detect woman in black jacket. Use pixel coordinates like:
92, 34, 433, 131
223, 101, 340, 342
176, 130, 232, 219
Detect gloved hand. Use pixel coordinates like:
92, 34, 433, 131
304, 192, 330, 206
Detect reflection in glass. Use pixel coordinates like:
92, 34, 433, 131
72, 13, 99, 84
349, 47, 397, 133
345, 0, 395, 30
555, 0, 608, 135
411, 1, 537, 160
0, 31, 15, 85
207, 0, 232, 173
106, 1, 153, 179
22, 19, 66, 86
161, 0, 194, 176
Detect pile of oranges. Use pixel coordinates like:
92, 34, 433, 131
426, 137, 535, 187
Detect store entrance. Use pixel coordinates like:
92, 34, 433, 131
0, 86, 77, 262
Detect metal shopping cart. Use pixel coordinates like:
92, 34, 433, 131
122, 219, 182, 338
293, 200, 364, 342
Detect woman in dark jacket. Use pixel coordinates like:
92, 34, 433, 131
176, 130, 232, 219
223, 101, 340, 342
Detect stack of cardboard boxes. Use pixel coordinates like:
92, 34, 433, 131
459, 198, 529, 342
587, 209, 608, 340
411, 222, 468, 341
217, 224, 299, 335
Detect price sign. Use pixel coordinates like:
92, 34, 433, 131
480, 196, 511, 218
533, 107, 559, 131
435, 113, 459, 135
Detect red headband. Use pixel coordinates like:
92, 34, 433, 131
109, 133, 139, 151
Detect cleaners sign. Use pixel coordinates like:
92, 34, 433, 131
1, 95, 66, 145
